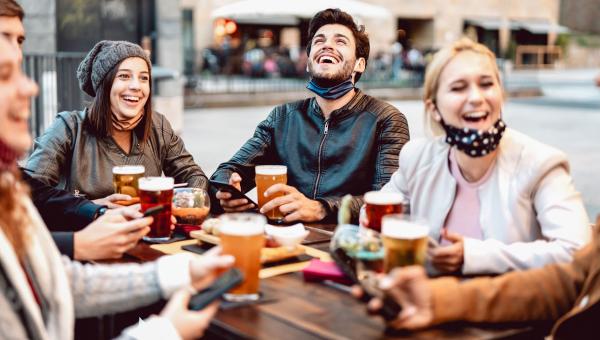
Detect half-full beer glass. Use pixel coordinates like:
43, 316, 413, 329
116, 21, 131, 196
381, 214, 428, 272
112, 165, 145, 197
255, 165, 287, 221
139, 177, 174, 242
364, 191, 404, 232
220, 213, 266, 302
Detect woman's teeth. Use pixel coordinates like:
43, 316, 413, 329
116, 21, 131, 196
463, 112, 488, 122
123, 95, 140, 102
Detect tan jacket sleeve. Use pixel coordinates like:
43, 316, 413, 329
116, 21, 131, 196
429, 239, 594, 325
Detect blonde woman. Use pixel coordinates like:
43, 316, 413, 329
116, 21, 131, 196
381, 38, 590, 275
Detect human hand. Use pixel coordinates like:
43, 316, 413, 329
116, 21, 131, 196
430, 230, 464, 273
216, 172, 255, 212
368, 266, 433, 330
93, 193, 133, 208
103, 204, 142, 219
189, 246, 235, 290
73, 213, 152, 261
160, 288, 219, 340
259, 184, 326, 222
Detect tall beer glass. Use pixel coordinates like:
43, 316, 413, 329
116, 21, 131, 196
364, 191, 404, 232
220, 213, 266, 302
255, 165, 287, 221
139, 177, 174, 242
112, 165, 145, 197
381, 214, 428, 272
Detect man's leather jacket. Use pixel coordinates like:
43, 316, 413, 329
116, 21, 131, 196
211, 90, 409, 221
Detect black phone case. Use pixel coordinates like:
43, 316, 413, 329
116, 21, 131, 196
188, 268, 244, 311
209, 180, 258, 206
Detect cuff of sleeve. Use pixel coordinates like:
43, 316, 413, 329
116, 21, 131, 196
156, 253, 194, 298
121, 315, 181, 340
315, 198, 336, 223
78, 202, 104, 221
462, 237, 502, 275
429, 277, 466, 325
51, 232, 75, 259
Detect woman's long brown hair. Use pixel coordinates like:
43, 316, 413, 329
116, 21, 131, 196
0, 168, 31, 260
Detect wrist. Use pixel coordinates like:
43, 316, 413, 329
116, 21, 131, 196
313, 200, 327, 221
94, 206, 108, 220
73, 231, 88, 261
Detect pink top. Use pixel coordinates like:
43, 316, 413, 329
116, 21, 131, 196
440, 148, 495, 246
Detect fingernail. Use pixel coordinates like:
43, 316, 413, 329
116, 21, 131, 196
379, 277, 393, 289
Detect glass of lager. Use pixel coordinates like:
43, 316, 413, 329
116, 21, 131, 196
364, 191, 404, 232
139, 177, 174, 242
112, 165, 145, 197
220, 213, 266, 302
381, 214, 429, 272
255, 165, 287, 221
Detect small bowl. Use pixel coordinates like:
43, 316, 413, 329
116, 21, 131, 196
265, 224, 309, 249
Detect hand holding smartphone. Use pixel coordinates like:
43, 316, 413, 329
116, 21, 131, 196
210, 180, 257, 206
188, 268, 244, 310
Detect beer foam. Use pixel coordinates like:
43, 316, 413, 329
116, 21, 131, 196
255, 165, 287, 175
113, 165, 145, 175
138, 177, 174, 191
364, 191, 404, 205
382, 220, 429, 239
219, 220, 265, 236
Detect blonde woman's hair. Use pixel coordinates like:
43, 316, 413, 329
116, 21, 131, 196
423, 37, 502, 136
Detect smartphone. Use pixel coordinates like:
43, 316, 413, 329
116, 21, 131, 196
209, 180, 257, 206
143, 204, 166, 217
188, 268, 244, 310
330, 248, 402, 321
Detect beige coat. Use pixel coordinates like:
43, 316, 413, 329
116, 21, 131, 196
430, 219, 600, 339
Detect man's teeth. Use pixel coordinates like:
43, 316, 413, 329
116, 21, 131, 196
319, 56, 337, 64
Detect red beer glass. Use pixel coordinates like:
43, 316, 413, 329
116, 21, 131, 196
363, 191, 404, 232
139, 177, 174, 242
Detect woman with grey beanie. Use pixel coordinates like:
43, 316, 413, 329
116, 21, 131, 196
25, 40, 208, 206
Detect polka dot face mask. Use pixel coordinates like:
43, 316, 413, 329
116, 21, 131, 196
440, 118, 506, 157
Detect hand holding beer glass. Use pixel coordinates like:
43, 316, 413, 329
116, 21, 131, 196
112, 165, 145, 205
219, 213, 266, 302
363, 191, 404, 232
381, 214, 429, 272
255, 165, 287, 222
139, 177, 174, 242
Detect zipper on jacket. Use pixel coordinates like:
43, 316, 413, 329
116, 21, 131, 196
312, 120, 330, 199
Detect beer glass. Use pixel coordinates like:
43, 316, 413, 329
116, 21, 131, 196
255, 165, 287, 221
381, 214, 429, 272
220, 213, 266, 302
139, 177, 174, 242
364, 191, 404, 232
112, 165, 145, 197
172, 188, 210, 232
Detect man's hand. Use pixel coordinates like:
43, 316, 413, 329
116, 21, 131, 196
259, 183, 326, 222
215, 172, 255, 212
73, 213, 152, 261
430, 230, 464, 273
370, 266, 434, 330
188, 246, 235, 290
93, 193, 132, 209
160, 288, 219, 340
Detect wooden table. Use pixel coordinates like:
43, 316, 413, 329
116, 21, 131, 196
117, 225, 545, 340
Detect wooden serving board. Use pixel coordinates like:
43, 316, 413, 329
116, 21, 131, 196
190, 230, 305, 264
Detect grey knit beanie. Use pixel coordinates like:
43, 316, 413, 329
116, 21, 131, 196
77, 40, 151, 97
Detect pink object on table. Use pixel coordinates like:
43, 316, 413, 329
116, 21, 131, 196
302, 259, 353, 285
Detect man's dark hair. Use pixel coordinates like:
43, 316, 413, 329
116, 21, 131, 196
0, 0, 25, 20
306, 8, 370, 82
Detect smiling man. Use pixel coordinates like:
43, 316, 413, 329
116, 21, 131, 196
0, 0, 25, 62
212, 8, 410, 223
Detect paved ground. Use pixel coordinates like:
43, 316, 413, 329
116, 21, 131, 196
182, 96, 600, 220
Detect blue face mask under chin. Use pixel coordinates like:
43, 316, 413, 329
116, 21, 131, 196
306, 77, 355, 100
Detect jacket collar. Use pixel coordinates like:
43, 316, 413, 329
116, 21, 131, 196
310, 89, 367, 121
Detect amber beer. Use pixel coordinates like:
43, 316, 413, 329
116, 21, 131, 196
255, 165, 287, 221
381, 214, 429, 272
112, 165, 145, 197
139, 177, 174, 242
220, 213, 266, 302
364, 191, 404, 232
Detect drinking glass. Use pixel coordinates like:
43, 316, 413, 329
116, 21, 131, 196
381, 214, 429, 272
255, 165, 287, 221
172, 188, 210, 234
139, 177, 174, 242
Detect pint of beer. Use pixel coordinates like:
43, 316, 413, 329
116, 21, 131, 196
139, 177, 174, 242
381, 214, 429, 272
112, 165, 145, 197
220, 213, 266, 302
364, 191, 404, 232
255, 165, 287, 221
